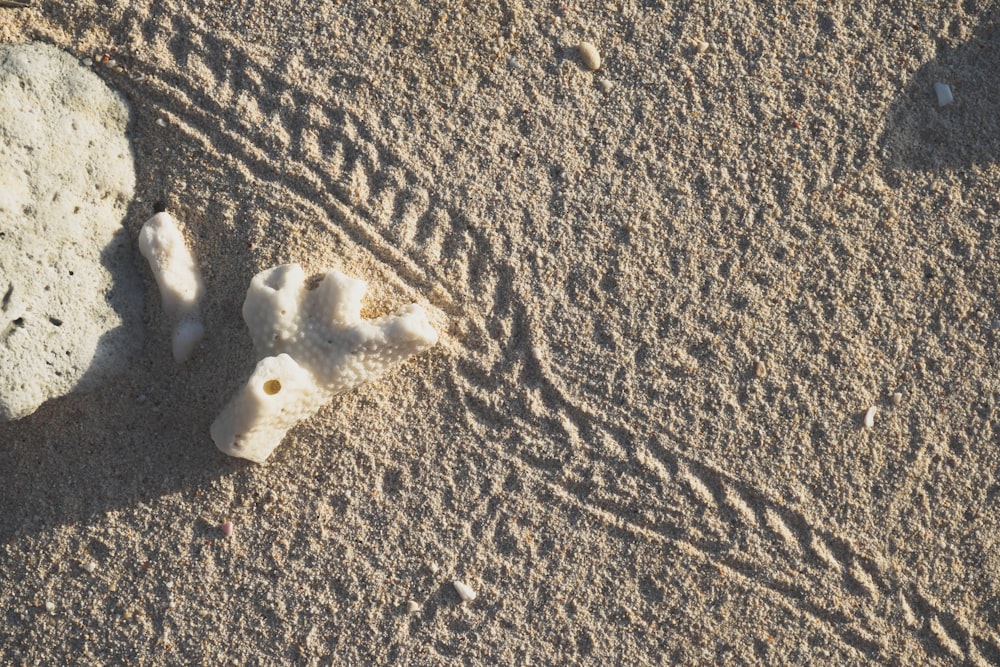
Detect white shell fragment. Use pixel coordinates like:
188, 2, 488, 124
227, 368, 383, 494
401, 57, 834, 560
864, 406, 877, 429
578, 41, 601, 71
406, 600, 421, 613
453, 580, 477, 602
138, 212, 205, 363
211, 264, 439, 463
82, 560, 97, 574
934, 82, 953, 107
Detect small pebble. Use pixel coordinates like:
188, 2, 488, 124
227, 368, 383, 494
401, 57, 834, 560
406, 600, 421, 613
891, 391, 902, 407
82, 561, 97, 575
754, 359, 766, 378
863, 406, 877, 429
598, 78, 614, 93
578, 41, 601, 71
428, 562, 439, 575
44, 600, 55, 613
165, 581, 174, 590
81, 57, 92, 67
453, 580, 477, 602
934, 82, 953, 107
104, 58, 117, 69
155, 118, 167, 128
694, 40, 710, 54
221, 521, 234, 538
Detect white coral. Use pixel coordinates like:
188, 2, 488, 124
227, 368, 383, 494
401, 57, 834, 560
211, 264, 438, 463
138, 212, 205, 363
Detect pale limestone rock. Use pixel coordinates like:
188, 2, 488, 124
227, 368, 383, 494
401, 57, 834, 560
0, 42, 141, 421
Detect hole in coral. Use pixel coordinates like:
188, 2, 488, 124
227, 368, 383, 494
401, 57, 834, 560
263, 379, 281, 395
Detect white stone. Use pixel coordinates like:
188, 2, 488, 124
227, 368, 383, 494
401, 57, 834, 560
453, 580, 476, 602
406, 600, 421, 613
578, 42, 601, 70
138, 212, 205, 362
82, 560, 97, 574
934, 82, 953, 107
864, 406, 877, 429
211, 264, 438, 463
0, 42, 142, 421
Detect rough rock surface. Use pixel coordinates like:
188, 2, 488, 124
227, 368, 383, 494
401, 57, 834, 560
0, 42, 142, 421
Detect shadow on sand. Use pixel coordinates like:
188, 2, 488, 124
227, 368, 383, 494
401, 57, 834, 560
0, 64, 258, 544
879, 11, 1000, 186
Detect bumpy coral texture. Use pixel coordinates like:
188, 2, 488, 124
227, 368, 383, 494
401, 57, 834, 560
212, 264, 438, 463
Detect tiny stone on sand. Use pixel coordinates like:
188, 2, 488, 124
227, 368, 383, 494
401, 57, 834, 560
406, 600, 421, 613
934, 82, 953, 106
82, 561, 97, 574
222, 521, 234, 538
453, 580, 477, 602
864, 406, 877, 429
578, 42, 601, 70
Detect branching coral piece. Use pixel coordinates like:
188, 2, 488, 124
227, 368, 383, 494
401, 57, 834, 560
211, 264, 438, 463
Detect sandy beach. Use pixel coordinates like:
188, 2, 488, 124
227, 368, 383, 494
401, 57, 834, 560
2, 0, 1000, 664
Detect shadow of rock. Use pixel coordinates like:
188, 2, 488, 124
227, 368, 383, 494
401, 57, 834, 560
0, 48, 259, 543
879, 11, 1000, 185
0, 175, 249, 544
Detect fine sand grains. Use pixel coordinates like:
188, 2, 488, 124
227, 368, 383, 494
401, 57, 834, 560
0, 1, 999, 666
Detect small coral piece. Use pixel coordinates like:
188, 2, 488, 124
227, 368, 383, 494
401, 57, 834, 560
211, 264, 438, 463
138, 212, 205, 362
